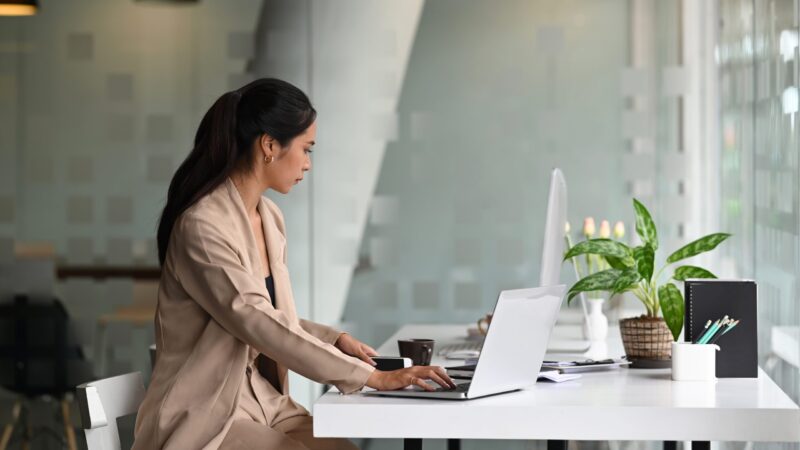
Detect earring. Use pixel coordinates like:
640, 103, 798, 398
264, 155, 274, 164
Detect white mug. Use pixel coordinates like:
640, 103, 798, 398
671, 342, 720, 381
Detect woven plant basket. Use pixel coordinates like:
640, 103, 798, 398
619, 316, 672, 361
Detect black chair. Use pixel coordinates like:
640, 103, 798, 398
0, 294, 95, 450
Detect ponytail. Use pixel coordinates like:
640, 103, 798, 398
157, 79, 316, 265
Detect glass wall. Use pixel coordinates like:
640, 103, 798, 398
342, 0, 632, 345
5, 0, 797, 449
0, 1, 262, 448
719, 0, 800, 415
339, 0, 719, 358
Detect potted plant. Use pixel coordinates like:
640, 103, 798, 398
563, 199, 731, 368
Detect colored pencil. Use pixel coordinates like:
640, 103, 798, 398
705, 318, 731, 345
697, 319, 721, 345
700, 316, 729, 344
712, 319, 740, 344
693, 319, 712, 344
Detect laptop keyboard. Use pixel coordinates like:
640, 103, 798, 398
434, 382, 470, 392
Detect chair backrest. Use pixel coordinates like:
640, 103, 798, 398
76, 372, 145, 450
0, 295, 94, 397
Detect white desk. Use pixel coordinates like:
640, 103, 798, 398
314, 324, 800, 446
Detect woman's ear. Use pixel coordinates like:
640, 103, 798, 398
259, 134, 275, 157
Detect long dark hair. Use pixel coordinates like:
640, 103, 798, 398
157, 78, 316, 265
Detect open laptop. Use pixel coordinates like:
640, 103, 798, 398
363, 284, 565, 400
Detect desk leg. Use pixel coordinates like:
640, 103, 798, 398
404, 438, 422, 450
548, 440, 568, 450
447, 439, 460, 450
692, 442, 710, 450
664, 441, 677, 450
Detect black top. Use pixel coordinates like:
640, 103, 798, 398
265, 276, 276, 307
263, 275, 281, 391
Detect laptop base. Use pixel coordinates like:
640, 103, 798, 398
362, 386, 520, 401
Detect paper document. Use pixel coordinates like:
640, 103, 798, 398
541, 358, 631, 373
537, 370, 582, 383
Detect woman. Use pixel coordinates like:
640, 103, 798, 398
132, 78, 455, 450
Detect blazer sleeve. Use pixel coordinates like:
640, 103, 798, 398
299, 319, 343, 345
169, 213, 374, 394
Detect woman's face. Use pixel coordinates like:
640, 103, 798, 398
264, 121, 316, 194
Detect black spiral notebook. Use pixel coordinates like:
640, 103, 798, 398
684, 279, 758, 378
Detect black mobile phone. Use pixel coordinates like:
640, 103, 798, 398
371, 356, 412, 371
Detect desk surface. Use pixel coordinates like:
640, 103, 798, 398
314, 324, 800, 442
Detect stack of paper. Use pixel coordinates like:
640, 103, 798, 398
540, 358, 631, 373
537, 370, 582, 383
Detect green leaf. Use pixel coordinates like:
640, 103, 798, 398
633, 199, 658, 250
605, 256, 629, 270
658, 283, 684, 341
673, 265, 717, 281
563, 239, 634, 267
666, 233, 731, 264
633, 245, 655, 282
567, 269, 622, 303
612, 268, 641, 294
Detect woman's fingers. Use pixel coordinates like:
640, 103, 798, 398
369, 366, 457, 391
425, 370, 451, 390
433, 366, 457, 388
357, 349, 376, 365
410, 374, 435, 391
362, 344, 379, 357
402, 366, 456, 391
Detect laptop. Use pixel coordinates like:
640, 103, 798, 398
362, 284, 566, 400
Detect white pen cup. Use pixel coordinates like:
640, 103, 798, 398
671, 342, 720, 381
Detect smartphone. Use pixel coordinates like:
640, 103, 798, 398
371, 356, 412, 371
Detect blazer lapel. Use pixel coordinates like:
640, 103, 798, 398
223, 179, 295, 325
258, 198, 296, 323
223, 179, 289, 314
223, 179, 262, 274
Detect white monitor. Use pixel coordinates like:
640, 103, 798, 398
539, 168, 567, 287
538, 168, 593, 353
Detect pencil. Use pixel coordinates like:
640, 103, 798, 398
719, 319, 739, 336
697, 319, 721, 345
693, 319, 712, 344
707, 318, 732, 345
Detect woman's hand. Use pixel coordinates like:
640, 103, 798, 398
335, 333, 378, 366
366, 366, 457, 391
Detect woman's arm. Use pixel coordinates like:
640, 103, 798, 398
298, 319, 342, 344
170, 213, 374, 393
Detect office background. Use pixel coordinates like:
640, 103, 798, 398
0, 0, 797, 449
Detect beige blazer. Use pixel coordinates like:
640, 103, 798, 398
132, 179, 374, 449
